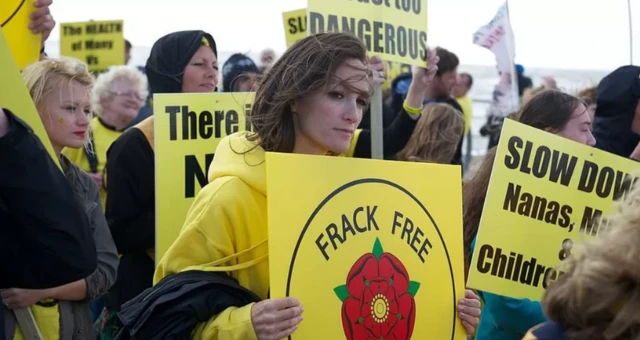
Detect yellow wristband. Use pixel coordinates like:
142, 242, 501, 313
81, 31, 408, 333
403, 101, 423, 116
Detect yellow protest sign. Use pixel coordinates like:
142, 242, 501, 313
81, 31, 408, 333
467, 119, 640, 301
267, 153, 466, 340
283, 8, 307, 48
59, 20, 124, 74
308, 0, 428, 67
0, 28, 59, 168
1, 0, 40, 70
154, 92, 255, 263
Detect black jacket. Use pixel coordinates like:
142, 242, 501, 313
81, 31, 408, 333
114, 270, 261, 340
104, 30, 218, 310
592, 65, 640, 157
0, 110, 97, 290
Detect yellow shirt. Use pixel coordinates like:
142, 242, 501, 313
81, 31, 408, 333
456, 95, 473, 136
62, 117, 123, 210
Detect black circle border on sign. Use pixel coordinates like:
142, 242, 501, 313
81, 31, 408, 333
285, 178, 458, 340
1, 0, 26, 27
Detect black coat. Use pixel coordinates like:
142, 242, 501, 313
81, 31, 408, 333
114, 270, 261, 340
0, 110, 96, 290
592, 65, 640, 158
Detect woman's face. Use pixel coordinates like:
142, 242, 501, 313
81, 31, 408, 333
292, 58, 370, 155
181, 45, 219, 93
555, 103, 596, 146
102, 77, 144, 123
39, 80, 92, 153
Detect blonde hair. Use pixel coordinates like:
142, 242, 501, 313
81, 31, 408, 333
22, 57, 95, 115
92, 65, 148, 116
542, 179, 640, 339
395, 103, 464, 164
21, 57, 95, 150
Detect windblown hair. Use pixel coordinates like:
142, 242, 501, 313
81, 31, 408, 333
516, 89, 585, 132
396, 103, 464, 164
91, 65, 148, 116
542, 179, 640, 340
21, 57, 95, 150
462, 147, 497, 279
577, 85, 597, 107
247, 31, 371, 153
22, 56, 95, 114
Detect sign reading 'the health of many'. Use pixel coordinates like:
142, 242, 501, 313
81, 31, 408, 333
59, 20, 124, 73
307, 0, 429, 67
154, 92, 255, 263
267, 153, 466, 339
468, 119, 640, 301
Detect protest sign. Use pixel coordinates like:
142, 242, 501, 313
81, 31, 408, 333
0, 28, 58, 168
268, 153, 466, 339
59, 20, 124, 73
307, 0, 429, 67
283, 8, 307, 48
154, 92, 255, 263
468, 119, 640, 301
1, 0, 40, 70
284, 6, 413, 91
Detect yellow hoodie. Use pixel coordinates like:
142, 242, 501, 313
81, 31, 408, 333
154, 131, 269, 340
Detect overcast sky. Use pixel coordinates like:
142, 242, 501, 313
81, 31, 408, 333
45, 0, 639, 70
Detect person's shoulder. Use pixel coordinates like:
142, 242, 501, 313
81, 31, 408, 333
62, 155, 100, 200
523, 321, 565, 340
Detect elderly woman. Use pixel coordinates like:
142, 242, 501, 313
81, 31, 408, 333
63, 65, 147, 209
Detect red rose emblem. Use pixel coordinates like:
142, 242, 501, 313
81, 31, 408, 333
334, 238, 420, 340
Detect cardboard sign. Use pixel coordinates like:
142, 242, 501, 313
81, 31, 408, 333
307, 0, 429, 67
59, 20, 124, 73
1, 0, 40, 70
283, 8, 307, 48
0, 28, 59, 168
467, 119, 640, 301
267, 153, 465, 340
154, 92, 255, 263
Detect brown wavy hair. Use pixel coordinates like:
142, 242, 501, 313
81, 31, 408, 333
247, 32, 371, 153
396, 103, 464, 164
542, 179, 640, 339
462, 147, 497, 279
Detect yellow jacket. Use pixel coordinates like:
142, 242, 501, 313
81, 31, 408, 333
154, 132, 269, 340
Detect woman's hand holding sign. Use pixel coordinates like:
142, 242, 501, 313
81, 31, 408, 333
30, 0, 56, 46
251, 297, 304, 340
404, 48, 439, 110
458, 289, 482, 334
411, 47, 439, 90
368, 55, 385, 87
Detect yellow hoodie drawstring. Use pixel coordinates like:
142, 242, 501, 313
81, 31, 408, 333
184, 239, 269, 273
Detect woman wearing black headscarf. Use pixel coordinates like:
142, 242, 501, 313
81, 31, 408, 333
97, 30, 218, 338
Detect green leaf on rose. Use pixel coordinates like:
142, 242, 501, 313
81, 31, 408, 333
334, 284, 349, 302
408, 281, 420, 297
372, 237, 383, 259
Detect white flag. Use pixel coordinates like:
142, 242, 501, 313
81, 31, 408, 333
473, 3, 519, 118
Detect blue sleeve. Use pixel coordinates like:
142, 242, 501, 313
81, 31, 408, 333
470, 237, 547, 335
482, 292, 547, 334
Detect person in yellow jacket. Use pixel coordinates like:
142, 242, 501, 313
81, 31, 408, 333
155, 32, 482, 340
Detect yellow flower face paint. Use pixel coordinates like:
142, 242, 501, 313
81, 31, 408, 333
57, 117, 64, 123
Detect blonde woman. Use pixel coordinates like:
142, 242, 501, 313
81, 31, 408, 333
395, 103, 465, 164
63, 65, 147, 209
524, 181, 640, 340
1, 57, 118, 340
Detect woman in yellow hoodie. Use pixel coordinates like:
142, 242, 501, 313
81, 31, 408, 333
155, 32, 481, 340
